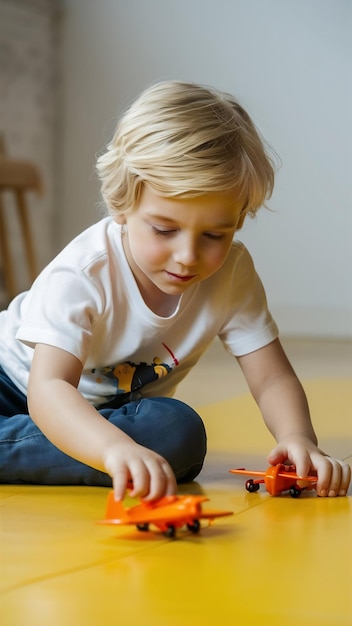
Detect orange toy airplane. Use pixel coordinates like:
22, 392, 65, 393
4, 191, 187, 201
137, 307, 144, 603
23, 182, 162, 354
230, 464, 317, 497
98, 492, 233, 537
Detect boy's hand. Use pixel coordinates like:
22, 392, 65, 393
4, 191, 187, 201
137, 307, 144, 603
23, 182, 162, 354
103, 441, 177, 501
268, 437, 351, 497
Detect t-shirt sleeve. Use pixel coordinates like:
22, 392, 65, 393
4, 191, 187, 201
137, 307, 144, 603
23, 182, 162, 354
15, 264, 104, 365
218, 243, 278, 356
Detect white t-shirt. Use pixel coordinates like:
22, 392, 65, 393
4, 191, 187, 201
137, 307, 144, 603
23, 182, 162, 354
0, 217, 278, 406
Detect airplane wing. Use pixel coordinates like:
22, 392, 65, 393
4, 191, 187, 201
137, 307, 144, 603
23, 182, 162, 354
97, 494, 214, 526
229, 468, 266, 477
230, 467, 317, 482
117, 504, 233, 526
276, 470, 317, 482
198, 509, 233, 521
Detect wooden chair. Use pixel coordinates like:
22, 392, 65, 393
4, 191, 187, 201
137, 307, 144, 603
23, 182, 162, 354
0, 144, 42, 301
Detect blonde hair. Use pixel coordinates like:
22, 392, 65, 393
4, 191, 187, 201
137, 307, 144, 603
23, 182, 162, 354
96, 80, 276, 219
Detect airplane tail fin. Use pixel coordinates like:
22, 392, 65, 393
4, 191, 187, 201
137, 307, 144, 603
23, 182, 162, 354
97, 490, 128, 525
105, 491, 125, 518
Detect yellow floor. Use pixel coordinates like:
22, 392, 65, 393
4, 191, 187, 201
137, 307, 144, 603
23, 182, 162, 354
1, 378, 351, 626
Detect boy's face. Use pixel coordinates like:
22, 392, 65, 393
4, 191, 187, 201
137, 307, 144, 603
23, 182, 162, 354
116, 185, 243, 308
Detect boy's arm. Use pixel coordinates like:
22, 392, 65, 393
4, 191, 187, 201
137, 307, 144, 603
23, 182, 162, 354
27, 343, 176, 500
237, 338, 351, 497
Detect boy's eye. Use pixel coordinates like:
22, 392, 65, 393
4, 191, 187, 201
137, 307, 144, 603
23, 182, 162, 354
152, 226, 176, 236
151, 225, 226, 240
205, 232, 226, 240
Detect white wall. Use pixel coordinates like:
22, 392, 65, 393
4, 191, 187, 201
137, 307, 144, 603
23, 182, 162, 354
58, 0, 352, 337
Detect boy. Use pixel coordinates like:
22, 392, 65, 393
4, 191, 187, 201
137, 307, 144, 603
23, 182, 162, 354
0, 81, 350, 500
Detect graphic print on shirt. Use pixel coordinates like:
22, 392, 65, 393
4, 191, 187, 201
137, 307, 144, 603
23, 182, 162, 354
85, 346, 176, 401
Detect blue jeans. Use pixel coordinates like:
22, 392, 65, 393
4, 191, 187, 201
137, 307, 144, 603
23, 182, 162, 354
0, 366, 206, 486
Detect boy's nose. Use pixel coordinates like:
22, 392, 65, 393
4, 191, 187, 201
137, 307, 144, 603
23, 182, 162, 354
173, 239, 199, 266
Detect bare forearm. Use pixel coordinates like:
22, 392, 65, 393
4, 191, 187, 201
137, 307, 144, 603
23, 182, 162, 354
28, 378, 133, 473
238, 339, 317, 445
255, 373, 317, 446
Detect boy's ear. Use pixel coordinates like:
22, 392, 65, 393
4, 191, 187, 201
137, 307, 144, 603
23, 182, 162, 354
114, 213, 127, 225
236, 211, 246, 231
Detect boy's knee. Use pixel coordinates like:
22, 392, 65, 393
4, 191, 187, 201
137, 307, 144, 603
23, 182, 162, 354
152, 397, 206, 444
150, 397, 207, 481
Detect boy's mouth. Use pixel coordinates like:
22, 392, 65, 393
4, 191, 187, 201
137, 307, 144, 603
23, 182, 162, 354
165, 271, 196, 282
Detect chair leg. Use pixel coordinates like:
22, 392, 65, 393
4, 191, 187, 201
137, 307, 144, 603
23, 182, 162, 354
0, 196, 17, 301
15, 189, 38, 283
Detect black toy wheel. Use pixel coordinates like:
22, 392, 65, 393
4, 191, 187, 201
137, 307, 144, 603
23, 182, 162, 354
187, 519, 201, 534
246, 479, 260, 493
289, 485, 301, 498
165, 525, 176, 538
136, 523, 149, 531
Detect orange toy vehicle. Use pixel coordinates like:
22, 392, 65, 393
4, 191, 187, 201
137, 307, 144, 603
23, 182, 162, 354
98, 492, 233, 537
230, 464, 317, 497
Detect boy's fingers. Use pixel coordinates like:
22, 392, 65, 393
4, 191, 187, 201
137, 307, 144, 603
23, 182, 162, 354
339, 462, 351, 495
112, 466, 130, 501
142, 460, 176, 501
268, 444, 312, 478
325, 459, 350, 496
315, 460, 334, 497
315, 458, 351, 497
267, 444, 287, 465
127, 462, 150, 499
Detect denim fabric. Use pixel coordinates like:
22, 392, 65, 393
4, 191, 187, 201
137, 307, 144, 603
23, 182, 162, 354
0, 366, 207, 486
